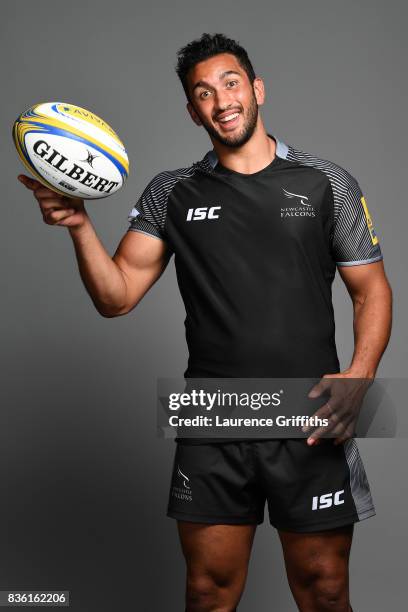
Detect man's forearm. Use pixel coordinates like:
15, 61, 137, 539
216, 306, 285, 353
68, 216, 127, 315
348, 284, 392, 378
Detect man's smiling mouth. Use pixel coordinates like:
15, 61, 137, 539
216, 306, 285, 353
218, 112, 240, 123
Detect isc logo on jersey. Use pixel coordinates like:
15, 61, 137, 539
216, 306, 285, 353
13, 102, 129, 199
186, 206, 221, 221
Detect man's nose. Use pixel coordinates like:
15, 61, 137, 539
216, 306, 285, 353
214, 88, 235, 110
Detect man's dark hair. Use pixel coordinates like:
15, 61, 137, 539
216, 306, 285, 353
176, 33, 256, 100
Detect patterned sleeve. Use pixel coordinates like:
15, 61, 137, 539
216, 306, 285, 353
332, 178, 383, 266
127, 172, 170, 240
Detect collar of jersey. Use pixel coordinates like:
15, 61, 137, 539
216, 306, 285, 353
202, 134, 289, 176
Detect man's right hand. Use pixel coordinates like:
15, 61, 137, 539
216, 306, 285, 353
18, 174, 88, 229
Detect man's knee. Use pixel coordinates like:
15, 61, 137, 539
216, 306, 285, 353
312, 575, 349, 610
307, 563, 349, 611
186, 573, 238, 612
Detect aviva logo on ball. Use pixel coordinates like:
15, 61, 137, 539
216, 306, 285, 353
54, 103, 120, 139
13, 102, 129, 200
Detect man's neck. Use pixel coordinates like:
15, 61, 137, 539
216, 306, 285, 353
212, 120, 276, 175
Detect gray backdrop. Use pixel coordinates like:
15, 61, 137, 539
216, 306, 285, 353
1, 0, 406, 610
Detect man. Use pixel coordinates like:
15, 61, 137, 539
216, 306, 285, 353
19, 33, 392, 612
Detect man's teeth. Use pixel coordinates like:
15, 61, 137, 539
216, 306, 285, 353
219, 112, 239, 123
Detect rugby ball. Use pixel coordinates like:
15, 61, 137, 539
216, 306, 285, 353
13, 102, 129, 199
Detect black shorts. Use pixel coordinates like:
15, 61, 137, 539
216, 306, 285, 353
167, 439, 375, 532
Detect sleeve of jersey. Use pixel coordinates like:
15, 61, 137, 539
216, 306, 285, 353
332, 179, 383, 266
127, 173, 169, 240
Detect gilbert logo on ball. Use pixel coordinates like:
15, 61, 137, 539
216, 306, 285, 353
13, 102, 129, 199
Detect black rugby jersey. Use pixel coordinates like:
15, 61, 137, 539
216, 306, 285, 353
128, 136, 382, 380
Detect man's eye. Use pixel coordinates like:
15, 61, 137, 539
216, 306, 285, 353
227, 80, 238, 87
200, 91, 211, 99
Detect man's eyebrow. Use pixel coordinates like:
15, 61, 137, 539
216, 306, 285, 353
219, 70, 241, 80
192, 70, 242, 93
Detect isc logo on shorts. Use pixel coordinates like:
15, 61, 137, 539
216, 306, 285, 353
186, 206, 221, 221
312, 489, 344, 510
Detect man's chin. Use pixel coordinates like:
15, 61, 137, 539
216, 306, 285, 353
211, 128, 253, 149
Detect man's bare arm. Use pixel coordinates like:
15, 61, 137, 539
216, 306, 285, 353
18, 174, 170, 317
110, 230, 170, 316
337, 260, 392, 378
305, 260, 392, 445
70, 220, 170, 316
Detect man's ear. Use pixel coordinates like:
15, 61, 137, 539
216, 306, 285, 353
253, 77, 265, 106
187, 101, 202, 126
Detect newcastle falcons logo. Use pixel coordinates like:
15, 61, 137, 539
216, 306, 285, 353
81, 149, 99, 168
282, 188, 311, 207
177, 465, 190, 489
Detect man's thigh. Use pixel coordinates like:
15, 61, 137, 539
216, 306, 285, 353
279, 525, 354, 610
178, 522, 256, 572
178, 522, 256, 604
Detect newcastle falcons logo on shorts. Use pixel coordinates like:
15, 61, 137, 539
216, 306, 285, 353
171, 465, 193, 502
177, 465, 190, 489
